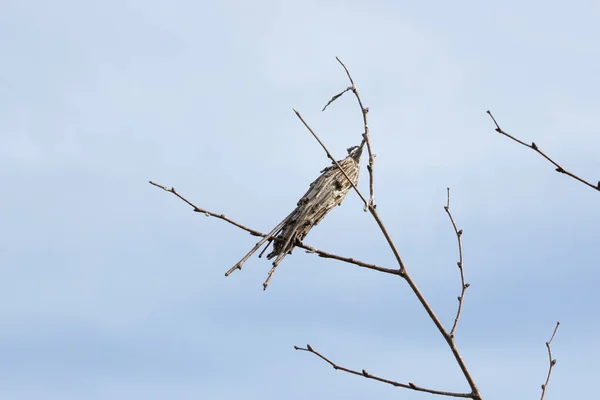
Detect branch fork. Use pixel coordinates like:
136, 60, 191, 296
150, 59, 566, 400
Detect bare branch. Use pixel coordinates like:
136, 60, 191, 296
292, 109, 407, 277
487, 111, 600, 192
148, 180, 396, 277
322, 57, 376, 208
294, 345, 474, 398
444, 188, 469, 337
149, 181, 265, 237
301, 243, 400, 275
297, 59, 483, 400
540, 321, 560, 400
292, 109, 369, 207
149, 175, 459, 395
322, 86, 353, 112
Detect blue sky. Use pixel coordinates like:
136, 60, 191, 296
1, 1, 599, 399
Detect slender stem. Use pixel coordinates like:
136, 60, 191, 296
293, 109, 369, 207
445, 188, 468, 337
401, 266, 481, 399
328, 57, 377, 207
149, 180, 395, 275
487, 111, 600, 192
294, 344, 473, 398
298, 60, 483, 399
540, 322, 560, 400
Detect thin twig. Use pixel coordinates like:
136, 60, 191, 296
487, 111, 600, 192
322, 57, 377, 208
293, 109, 369, 207
301, 243, 400, 275
148, 180, 395, 275
336, 57, 376, 209
294, 345, 473, 398
297, 61, 483, 399
322, 87, 353, 112
445, 188, 469, 338
149, 181, 265, 237
540, 321, 560, 400
397, 258, 481, 399
292, 110, 407, 275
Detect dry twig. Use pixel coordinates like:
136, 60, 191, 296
444, 188, 469, 337
294, 59, 483, 400
294, 344, 473, 398
487, 111, 600, 192
322, 57, 376, 208
540, 322, 560, 400
148, 180, 398, 278
152, 59, 486, 399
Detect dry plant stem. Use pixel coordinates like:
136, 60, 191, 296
540, 321, 560, 400
151, 179, 480, 397
148, 181, 394, 275
487, 110, 600, 192
398, 265, 481, 399
292, 110, 406, 274
323, 57, 376, 207
336, 57, 376, 208
149, 181, 265, 237
445, 188, 468, 337
294, 345, 473, 398
296, 94, 482, 399
302, 243, 399, 275
293, 109, 368, 206
225, 214, 292, 277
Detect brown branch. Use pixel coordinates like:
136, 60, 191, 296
294, 345, 474, 398
148, 180, 395, 276
487, 111, 600, 192
148, 178, 463, 397
291, 109, 406, 275
540, 321, 560, 400
322, 87, 353, 112
301, 243, 399, 275
322, 57, 376, 208
397, 258, 482, 399
149, 181, 265, 237
296, 60, 483, 400
292, 109, 369, 207
444, 188, 469, 338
